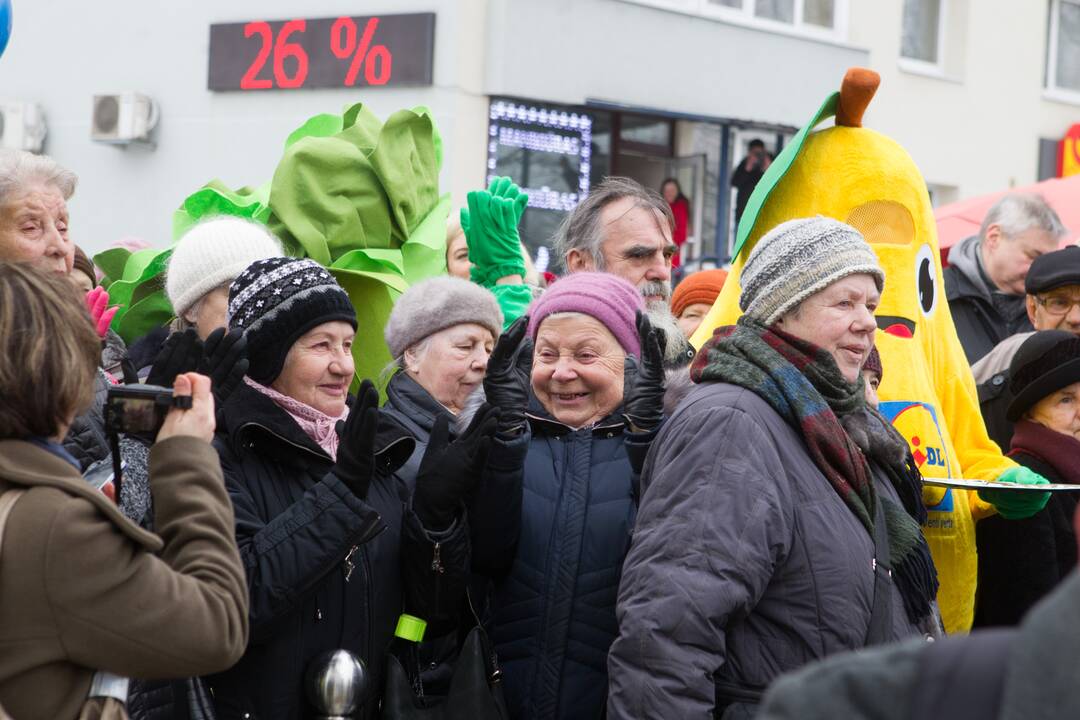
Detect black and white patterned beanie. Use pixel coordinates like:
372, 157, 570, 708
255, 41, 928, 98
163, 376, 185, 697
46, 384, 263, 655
227, 257, 357, 384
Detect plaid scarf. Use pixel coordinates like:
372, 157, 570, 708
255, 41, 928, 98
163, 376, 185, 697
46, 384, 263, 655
691, 316, 938, 624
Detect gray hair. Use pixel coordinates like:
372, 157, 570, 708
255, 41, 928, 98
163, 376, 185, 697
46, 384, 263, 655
980, 193, 1066, 242
552, 176, 675, 270
0, 149, 78, 206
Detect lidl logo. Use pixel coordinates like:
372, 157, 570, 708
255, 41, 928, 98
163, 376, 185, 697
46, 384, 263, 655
877, 400, 952, 477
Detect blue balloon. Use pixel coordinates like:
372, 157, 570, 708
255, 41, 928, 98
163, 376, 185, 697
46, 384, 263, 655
0, 0, 11, 59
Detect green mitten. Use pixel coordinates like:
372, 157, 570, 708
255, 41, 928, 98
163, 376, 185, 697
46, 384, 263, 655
462, 176, 529, 285
977, 466, 1051, 520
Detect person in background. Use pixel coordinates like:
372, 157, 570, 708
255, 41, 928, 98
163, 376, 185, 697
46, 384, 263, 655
71, 245, 97, 293
671, 268, 729, 339
660, 177, 692, 269
487, 272, 666, 719
977, 245, 1080, 450
0, 263, 248, 719
862, 345, 883, 408
445, 214, 471, 280
209, 257, 487, 718
731, 139, 772, 225
554, 176, 692, 367
0, 149, 75, 275
944, 193, 1066, 364
608, 218, 939, 718
975, 331, 1080, 628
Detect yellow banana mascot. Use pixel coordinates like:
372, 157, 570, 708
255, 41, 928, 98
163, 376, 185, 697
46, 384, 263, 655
690, 68, 1015, 633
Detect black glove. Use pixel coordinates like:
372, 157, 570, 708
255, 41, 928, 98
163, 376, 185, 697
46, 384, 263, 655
332, 380, 379, 499
622, 311, 666, 432
198, 327, 249, 407
119, 356, 140, 385
483, 316, 532, 436
146, 329, 203, 388
413, 405, 501, 531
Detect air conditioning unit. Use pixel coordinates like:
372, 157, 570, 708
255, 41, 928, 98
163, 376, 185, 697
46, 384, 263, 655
0, 102, 47, 153
91, 92, 158, 145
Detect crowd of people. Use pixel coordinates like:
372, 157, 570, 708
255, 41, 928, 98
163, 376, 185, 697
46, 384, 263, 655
0, 141, 1077, 720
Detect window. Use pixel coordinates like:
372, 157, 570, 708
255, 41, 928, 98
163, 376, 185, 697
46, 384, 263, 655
626, 0, 847, 40
1048, 0, 1080, 96
901, 0, 944, 66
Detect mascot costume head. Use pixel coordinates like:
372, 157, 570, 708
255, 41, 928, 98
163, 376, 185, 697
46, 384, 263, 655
690, 68, 1017, 633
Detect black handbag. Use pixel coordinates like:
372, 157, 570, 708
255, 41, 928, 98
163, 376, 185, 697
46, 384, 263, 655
382, 593, 508, 720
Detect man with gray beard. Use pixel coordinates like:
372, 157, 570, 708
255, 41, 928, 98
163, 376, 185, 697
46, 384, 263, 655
554, 176, 693, 368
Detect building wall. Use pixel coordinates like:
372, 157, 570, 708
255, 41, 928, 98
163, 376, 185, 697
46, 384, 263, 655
0, 0, 490, 254
847, 0, 1080, 204
486, 0, 868, 126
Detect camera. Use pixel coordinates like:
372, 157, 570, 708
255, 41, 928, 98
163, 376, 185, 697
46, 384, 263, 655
105, 384, 193, 438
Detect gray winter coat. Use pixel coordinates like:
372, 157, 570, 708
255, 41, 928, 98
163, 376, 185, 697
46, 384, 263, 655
607, 382, 923, 719
757, 570, 1080, 720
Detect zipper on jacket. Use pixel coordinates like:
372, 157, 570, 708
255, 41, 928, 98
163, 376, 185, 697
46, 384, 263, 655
430, 541, 444, 574
344, 545, 358, 582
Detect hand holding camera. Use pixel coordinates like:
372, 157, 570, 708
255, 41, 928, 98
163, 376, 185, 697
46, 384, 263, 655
157, 373, 217, 443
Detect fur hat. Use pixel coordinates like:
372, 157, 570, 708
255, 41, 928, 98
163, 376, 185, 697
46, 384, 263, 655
526, 272, 644, 357
740, 216, 884, 324
167, 217, 282, 317
227, 257, 356, 384
384, 276, 503, 358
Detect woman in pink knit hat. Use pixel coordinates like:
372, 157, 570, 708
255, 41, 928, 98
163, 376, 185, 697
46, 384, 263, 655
481, 271, 667, 719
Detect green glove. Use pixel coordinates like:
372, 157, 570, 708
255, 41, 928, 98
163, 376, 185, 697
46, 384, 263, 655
461, 176, 529, 285
977, 466, 1051, 520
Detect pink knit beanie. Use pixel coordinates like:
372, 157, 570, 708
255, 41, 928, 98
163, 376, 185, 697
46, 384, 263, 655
526, 272, 644, 357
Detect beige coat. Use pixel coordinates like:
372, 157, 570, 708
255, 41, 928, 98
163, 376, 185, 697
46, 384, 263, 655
0, 436, 248, 719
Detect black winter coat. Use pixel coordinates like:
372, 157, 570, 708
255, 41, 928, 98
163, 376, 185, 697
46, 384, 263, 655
943, 246, 1032, 365
492, 399, 653, 720
974, 449, 1078, 627
207, 381, 470, 720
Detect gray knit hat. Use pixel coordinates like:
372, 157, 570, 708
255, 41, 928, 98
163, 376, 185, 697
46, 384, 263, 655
739, 216, 884, 324
385, 276, 503, 357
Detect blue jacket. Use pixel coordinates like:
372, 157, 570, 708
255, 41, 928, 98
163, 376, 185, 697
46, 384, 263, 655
492, 402, 653, 720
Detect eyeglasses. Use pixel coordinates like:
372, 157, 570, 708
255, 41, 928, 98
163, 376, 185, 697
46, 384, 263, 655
1036, 295, 1080, 316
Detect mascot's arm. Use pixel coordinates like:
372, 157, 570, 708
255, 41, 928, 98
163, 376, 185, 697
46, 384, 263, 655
932, 301, 1017, 521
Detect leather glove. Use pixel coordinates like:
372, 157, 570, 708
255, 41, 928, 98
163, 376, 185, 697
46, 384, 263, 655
622, 311, 666, 432
146, 329, 203, 388
460, 176, 529, 285
332, 380, 380, 499
413, 405, 501, 531
977, 466, 1051, 520
198, 327, 249, 407
483, 316, 532, 436
85, 287, 119, 339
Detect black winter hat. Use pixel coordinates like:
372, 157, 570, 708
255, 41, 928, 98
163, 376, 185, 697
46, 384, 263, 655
1025, 246, 1080, 295
227, 257, 357, 384
1007, 330, 1080, 421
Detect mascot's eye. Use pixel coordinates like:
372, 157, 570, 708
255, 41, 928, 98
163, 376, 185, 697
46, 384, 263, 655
914, 244, 938, 317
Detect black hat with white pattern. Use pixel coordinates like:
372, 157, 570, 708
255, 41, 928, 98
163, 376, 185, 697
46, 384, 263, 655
227, 257, 356, 384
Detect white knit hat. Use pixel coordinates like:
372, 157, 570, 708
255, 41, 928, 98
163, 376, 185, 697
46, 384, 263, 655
739, 216, 884, 325
166, 217, 282, 317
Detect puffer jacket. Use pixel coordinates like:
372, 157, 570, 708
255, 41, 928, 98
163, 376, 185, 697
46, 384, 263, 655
944, 236, 1032, 364
492, 397, 653, 720
607, 382, 924, 719
207, 381, 470, 720
63, 368, 111, 471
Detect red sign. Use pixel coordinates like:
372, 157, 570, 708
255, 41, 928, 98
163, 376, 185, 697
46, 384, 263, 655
208, 14, 435, 92
1059, 123, 1080, 178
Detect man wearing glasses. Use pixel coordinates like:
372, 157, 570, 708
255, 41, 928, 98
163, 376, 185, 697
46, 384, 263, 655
976, 245, 1080, 450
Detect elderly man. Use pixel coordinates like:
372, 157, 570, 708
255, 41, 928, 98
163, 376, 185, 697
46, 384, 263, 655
977, 245, 1080, 450
944, 193, 1067, 364
554, 176, 692, 366
0, 150, 76, 274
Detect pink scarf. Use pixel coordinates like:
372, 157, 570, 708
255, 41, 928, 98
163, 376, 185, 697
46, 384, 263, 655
244, 377, 349, 460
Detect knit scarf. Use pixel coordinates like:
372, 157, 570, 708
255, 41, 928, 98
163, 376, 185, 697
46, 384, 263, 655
244, 377, 348, 460
691, 317, 938, 624
1010, 420, 1080, 485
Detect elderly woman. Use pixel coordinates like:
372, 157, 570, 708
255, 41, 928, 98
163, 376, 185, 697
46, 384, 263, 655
0, 149, 75, 274
975, 330, 1080, 626
671, 268, 728, 339
209, 258, 493, 718
608, 217, 940, 718
482, 271, 666, 719
0, 263, 248, 718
